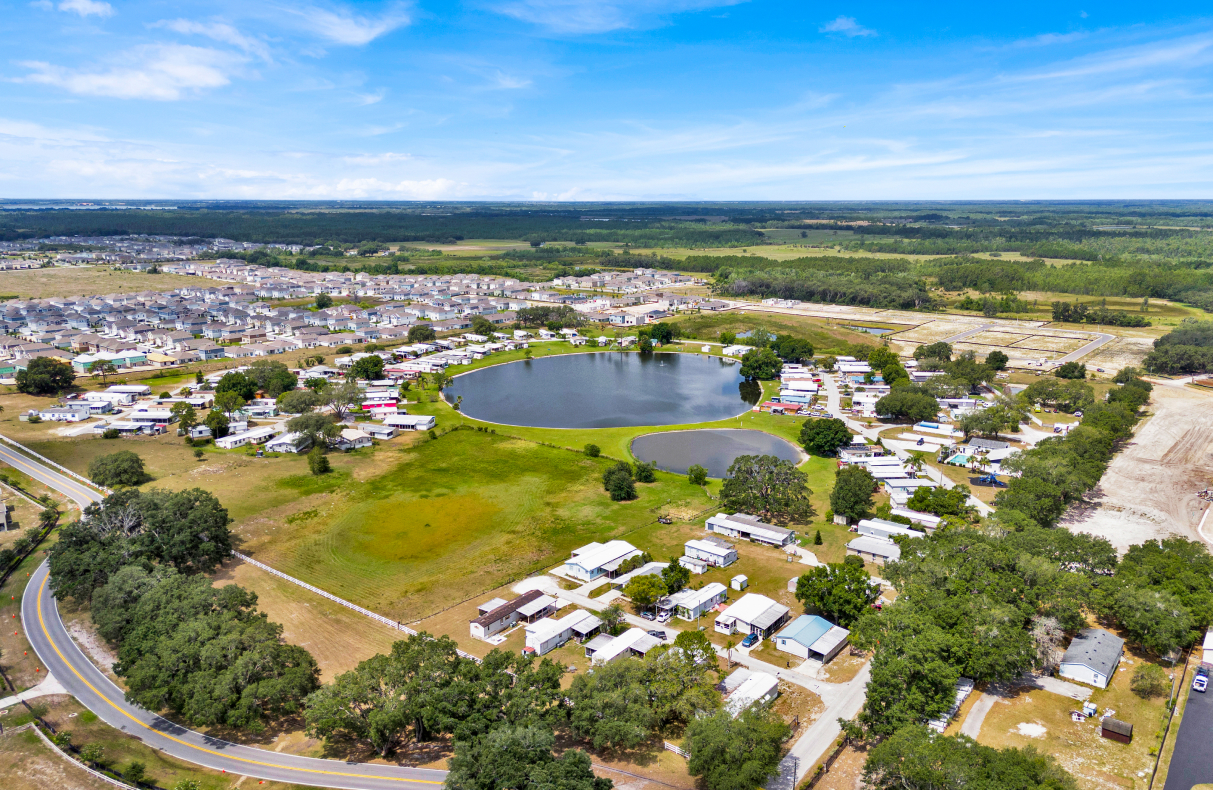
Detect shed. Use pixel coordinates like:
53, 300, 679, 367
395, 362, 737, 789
731, 574, 748, 591
1101, 718, 1132, 744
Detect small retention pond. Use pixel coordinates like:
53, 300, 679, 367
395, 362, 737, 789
630, 429, 803, 478
445, 352, 759, 429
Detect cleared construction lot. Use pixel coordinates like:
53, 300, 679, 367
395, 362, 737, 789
1063, 383, 1213, 553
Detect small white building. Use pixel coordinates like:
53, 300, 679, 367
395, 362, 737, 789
857, 518, 926, 542
215, 425, 279, 450
658, 582, 728, 622
469, 590, 557, 640
564, 540, 643, 582
684, 538, 737, 568
266, 431, 311, 454
705, 512, 796, 547
364, 424, 397, 440
723, 669, 779, 717
731, 574, 748, 591
382, 413, 436, 431
524, 610, 602, 656
339, 428, 373, 449
715, 593, 790, 639
679, 555, 709, 575
587, 627, 661, 664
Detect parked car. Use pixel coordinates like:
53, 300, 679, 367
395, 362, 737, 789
1194, 675, 1208, 693
741, 633, 759, 648
647, 630, 667, 640
640, 610, 656, 621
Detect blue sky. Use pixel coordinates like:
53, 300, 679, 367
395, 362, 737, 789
3, 1, 1213, 200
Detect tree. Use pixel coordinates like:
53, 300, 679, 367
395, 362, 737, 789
446, 726, 610, 790
813, 529, 823, 545
624, 574, 667, 609
305, 634, 463, 755
1109, 585, 1192, 655
687, 464, 708, 485
169, 402, 197, 432
278, 389, 323, 414
719, 455, 814, 524
685, 708, 791, 790
602, 462, 637, 501
739, 348, 781, 380
795, 562, 879, 627
204, 409, 229, 438
584, 443, 601, 457
874, 389, 939, 422
350, 355, 386, 381
945, 353, 994, 391
90, 360, 118, 384
830, 465, 876, 522
907, 485, 974, 518
213, 390, 246, 419
470, 315, 495, 336
323, 379, 365, 421
1130, 663, 1169, 698
651, 323, 678, 344
800, 418, 852, 457
1022, 378, 1094, 413
88, 451, 149, 487
315, 293, 333, 309
634, 461, 657, 483
408, 324, 437, 343
308, 446, 331, 475
1056, 361, 1087, 379
661, 561, 691, 595
216, 371, 258, 400
16, 357, 75, 395
599, 603, 626, 635
863, 726, 1077, 790
986, 350, 1009, 370
288, 413, 341, 449
914, 342, 952, 361
957, 402, 1027, 440
248, 360, 298, 397
772, 335, 814, 363
125, 761, 146, 785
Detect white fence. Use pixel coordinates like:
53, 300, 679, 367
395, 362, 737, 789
663, 741, 689, 759
24, 723, 138, 790
234, 552, 483, 664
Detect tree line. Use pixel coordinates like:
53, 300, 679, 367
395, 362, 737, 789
1144, 320, 1213, 374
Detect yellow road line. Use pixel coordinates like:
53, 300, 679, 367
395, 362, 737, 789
34, 572, 443, 786
0, 449, 102, 505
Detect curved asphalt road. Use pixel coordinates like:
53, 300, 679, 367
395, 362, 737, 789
8, 437, 448, 790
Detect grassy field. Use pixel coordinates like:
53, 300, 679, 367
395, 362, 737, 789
0, 725, 115, 790
0, 267, 221, 299
237, 429, 717, 622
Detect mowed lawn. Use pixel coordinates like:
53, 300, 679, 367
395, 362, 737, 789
239, 430, 715, 622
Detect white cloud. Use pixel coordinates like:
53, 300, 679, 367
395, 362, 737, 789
59, 0, 113, 17
819, 16, 875, 37
492, 0, 745, 35
491, 71, 531, 89
285, 3, 411, 46
18, 45, 246, 101
342, 152, 412, 165
355, 89, 387, 105
154, 19, 272, 61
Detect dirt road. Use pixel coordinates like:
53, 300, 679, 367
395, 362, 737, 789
1063, 382, 1213, 553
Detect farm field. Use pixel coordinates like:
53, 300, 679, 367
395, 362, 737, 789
236, 429, 717, 623
0, 267, 221, 299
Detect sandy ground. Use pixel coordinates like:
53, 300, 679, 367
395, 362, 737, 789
1063, 383, 1213, 553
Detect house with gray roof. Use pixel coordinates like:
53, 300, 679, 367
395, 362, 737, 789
1058, 627, 1124, 689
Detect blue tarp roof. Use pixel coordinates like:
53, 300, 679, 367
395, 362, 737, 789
775, 615, 833, 648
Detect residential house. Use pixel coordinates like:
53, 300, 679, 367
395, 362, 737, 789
524, 610, 602, 656
714, 593, 790, 639
774, 615, 850, 663
657, 582, 728, 623
469, 590, 557, 640
564, 540, 643, 582
1058, 628, 1125, 689
705, 512, 796, 547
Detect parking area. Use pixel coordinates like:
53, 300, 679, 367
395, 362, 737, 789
1163, 678, 1213, 790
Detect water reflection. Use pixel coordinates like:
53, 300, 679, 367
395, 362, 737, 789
445, 352, 752, 429
631, 429, 803, 478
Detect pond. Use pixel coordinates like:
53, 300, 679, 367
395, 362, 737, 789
843, 325, 894, 335
630, 429, 803, 478
444, 352, 760, 429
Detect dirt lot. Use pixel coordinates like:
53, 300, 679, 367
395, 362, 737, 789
0, 267, 221, 299
1063, 382, 1213, 554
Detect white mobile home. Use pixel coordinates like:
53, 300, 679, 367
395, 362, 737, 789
705, 513, 796, 547
265, 431, 311, 454
684, 539, 738, 568
723, 669, 779, 717
524, 610, 602, 656
564, 540, 643, 582
715, 594, 790, 639
1058, 628, 1124, 689
657, 582, 728, 622
215, 425, 279, 450
382, 414, 436, 431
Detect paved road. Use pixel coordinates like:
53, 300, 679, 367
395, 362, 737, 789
942, 322, 1115, 367
0, 440, 105, 509
7, 436, 450, 790
1163, 681, 1213, 790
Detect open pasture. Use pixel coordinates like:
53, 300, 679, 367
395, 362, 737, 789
0, 266, 220, 299
236, 430, 715, 623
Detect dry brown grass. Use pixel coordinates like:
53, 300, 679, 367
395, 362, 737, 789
0, 726, 117, 790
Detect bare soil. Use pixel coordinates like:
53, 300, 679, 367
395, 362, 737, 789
1063, 383, 1213, 553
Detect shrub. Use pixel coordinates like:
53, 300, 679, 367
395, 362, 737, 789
1056, 361, 1087, 379
635, 461, 657, 483
308, 447, 331, 476
813, 530, 823, 545
688, 464, 708, 485
603, 462, 637, 501
1130, 664, 1170, 698
584, 443, 601, 457
102, 428, 120, 439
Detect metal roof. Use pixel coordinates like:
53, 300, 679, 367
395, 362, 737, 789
1061, 628, 1125, 677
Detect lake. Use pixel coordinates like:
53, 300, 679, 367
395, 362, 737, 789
445, 351, 760, 429
630, 429, 803, 478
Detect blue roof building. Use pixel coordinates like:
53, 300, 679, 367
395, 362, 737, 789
774, 614, 850, 663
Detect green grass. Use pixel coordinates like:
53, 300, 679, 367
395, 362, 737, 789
666, 312, 878, 354
240, 429, 716, 622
